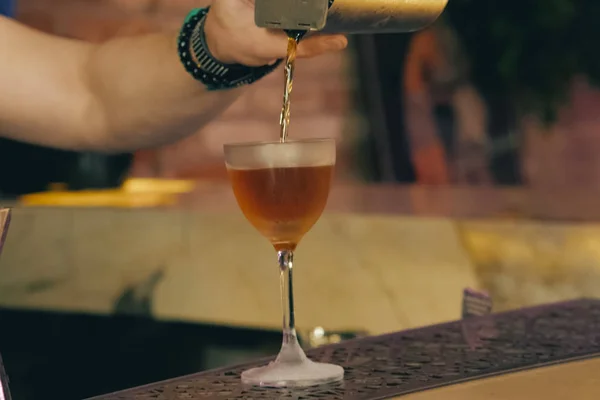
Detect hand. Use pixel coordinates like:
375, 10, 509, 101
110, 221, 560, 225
203, 0, 348, 66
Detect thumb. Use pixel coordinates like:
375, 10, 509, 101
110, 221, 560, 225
296, 34, 348, 58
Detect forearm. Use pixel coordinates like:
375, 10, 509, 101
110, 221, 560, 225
85, 31, 243, 152
0, 10, 344, 152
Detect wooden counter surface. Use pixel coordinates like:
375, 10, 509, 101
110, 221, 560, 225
4, 182, 600, 334
404, 357, 600, 400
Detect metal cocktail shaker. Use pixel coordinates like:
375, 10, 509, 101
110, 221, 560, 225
255, 0, 448, 33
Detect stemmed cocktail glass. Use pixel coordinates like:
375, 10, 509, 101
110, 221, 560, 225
224, 138, 344, 387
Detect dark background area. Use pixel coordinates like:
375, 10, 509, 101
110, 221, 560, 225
0, 309, 281, 400
352, 32, 522, 185
0, 139, 133, 198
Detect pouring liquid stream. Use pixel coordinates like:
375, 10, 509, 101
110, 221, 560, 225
279, 35, 300, 143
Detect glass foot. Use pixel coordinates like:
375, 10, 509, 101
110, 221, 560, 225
241, 359, 344, 388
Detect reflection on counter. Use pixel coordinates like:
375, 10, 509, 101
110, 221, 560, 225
302, 326, 369, 349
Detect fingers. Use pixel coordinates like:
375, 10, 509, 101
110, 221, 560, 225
247, 32, 348, 66
296, 34, 348, 58
256, 29, 288, 61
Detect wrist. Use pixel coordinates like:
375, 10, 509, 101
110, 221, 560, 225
178, 7, 281, 91
202, 9, 236, 65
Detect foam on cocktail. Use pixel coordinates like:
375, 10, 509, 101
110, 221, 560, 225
224, 139, 336, 170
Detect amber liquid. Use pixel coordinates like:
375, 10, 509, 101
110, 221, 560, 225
228, 165, 333, 251
279, 36, 299, 143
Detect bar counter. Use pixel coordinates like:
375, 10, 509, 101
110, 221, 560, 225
3, 182, 600, 336
90, 299, 600, 399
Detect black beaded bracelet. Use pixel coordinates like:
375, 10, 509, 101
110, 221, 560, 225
178, 7, 282, 91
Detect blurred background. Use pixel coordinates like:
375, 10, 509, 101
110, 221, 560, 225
5, 0, 600, 192
2, 0, 600, 399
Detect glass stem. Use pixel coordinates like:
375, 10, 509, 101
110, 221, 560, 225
276, 250, 307, 363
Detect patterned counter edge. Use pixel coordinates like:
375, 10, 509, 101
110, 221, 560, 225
89, 298, 600, 400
